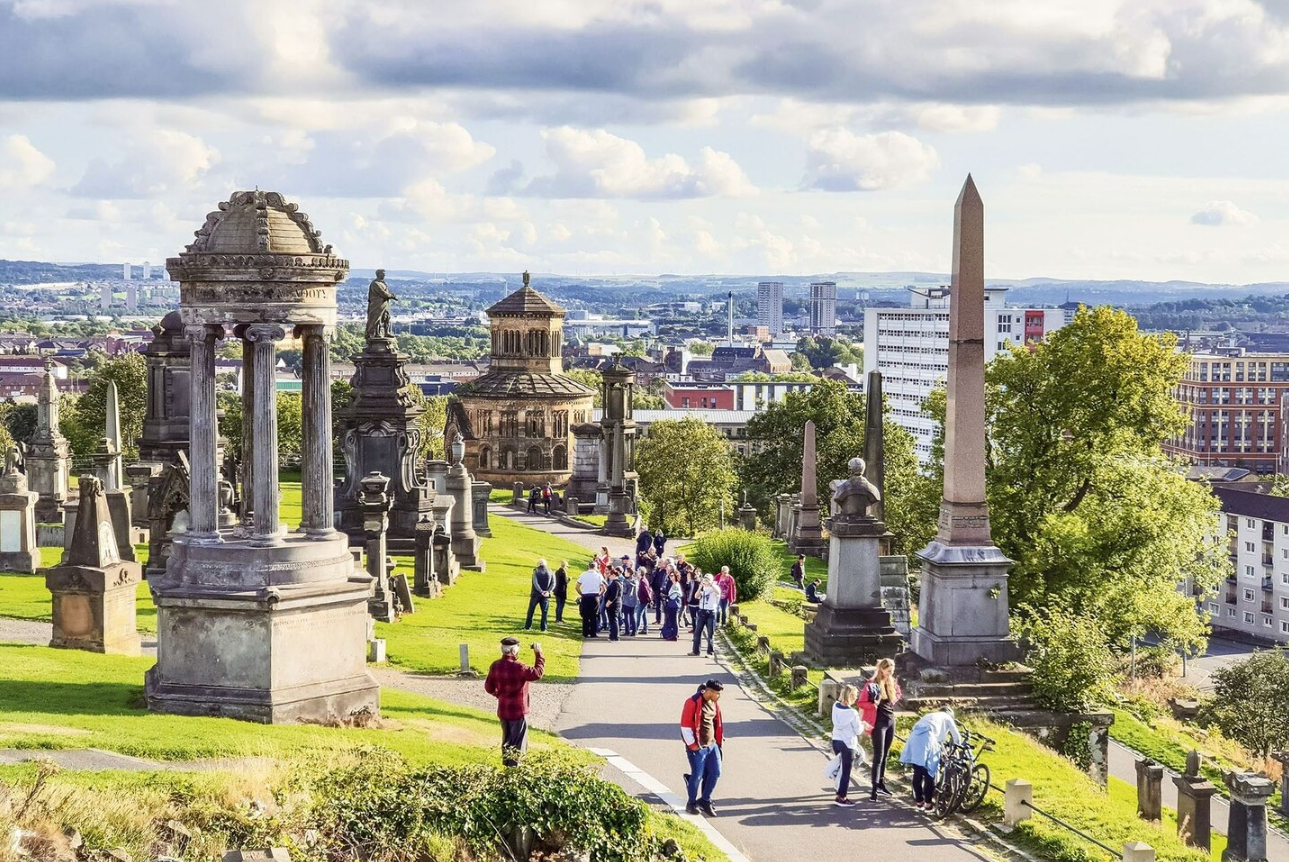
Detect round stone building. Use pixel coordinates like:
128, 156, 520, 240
447, 274, 594, 487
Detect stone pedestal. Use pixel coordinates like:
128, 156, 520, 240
879, 554, 912, 639
1223, 772, 1275, 862
44, 476, 141, 656
472, 481, 492, 538
433, 530, 458, 586
126, 462, 161, 532
738, 500, 757, 531
145, 458, 189, 581
568, 423, 602, 504
511, 482, 524, 507
910, 541, 1022, 666
1174, 765, 1217, 850
28, 360, 72, 524
804, 513, 903, 666
446, 447, 483, 572
335, 339, 435, 554
774, 493, 792, 539
360, 472, 395, 624
0, 459, 40, 573
1135, 758, 1164, 821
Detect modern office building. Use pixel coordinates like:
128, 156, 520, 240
757, 281, 784, 336
1162, 349, 1289, 476
122, 262, 132, 281
1194, 486, 1289, 644
809, 281, 837, 336
863, 285, 1065, 460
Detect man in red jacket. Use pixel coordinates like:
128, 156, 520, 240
484, 636, 545, 766
679, 678, 725, 816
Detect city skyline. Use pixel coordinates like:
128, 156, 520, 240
2, 1, 1289, 282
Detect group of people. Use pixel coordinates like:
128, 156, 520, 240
526, 483, 558, 516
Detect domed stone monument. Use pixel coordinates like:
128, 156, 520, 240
145, 190, 379, 724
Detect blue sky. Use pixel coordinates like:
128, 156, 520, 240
2, 0, 1289, 282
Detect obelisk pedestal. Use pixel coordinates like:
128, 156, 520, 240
791, 420, 826, 557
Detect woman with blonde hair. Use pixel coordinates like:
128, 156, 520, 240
829, 683, 863, 806
859, 657, 902, 801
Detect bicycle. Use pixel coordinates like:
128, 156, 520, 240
932, 729, 993, 818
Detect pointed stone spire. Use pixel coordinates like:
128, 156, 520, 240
105, 381, 122, 451
66, 474, 120, 568
863, 370, 885, 524
801, 420, 818, 506
36, 358, 60, 437
937, 175, 993, 546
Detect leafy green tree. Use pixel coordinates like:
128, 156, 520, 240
404, 388, 446, 460
276, 392, 303, 464
1, 402, 37, 445
689, 342, 715, 356
70, 352, 147, 459
740, 380, 922, 554
795, 336, 863, 369
1018, 607, 1118, 712
634, 392, 666, 410
1209, 649, 1289, 757
216, 390, 243, 460
636, 417, 738, 536
731, 371, 819, 383
688, 529, 779, 602
564, 369, 603, 406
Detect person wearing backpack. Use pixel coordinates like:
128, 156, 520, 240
635, 567, 653, 636
541, 483, 553, 515
525, 559, 555, 632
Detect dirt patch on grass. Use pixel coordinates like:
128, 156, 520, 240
0, 723, 92, 737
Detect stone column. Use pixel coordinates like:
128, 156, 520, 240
360, 472, 394, 623
1135, 758, 1163, 821
185, 324, 221, 539
1224, 772, 1275, 862
240, 335, 256, 527
247, 323, 285, 544
1174, 753, 1217, 851
300, 325, 333, 536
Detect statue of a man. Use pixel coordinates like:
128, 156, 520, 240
365, 268, 397, 341
832, 457, 882, 521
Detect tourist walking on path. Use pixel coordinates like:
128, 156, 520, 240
690, 574, 721, 657
681, 679, 725, 816
484, 637, 545, 767
662, 572, 683, 641
861, 657, 902, 801
900, 707, 961, 811
525, 559, 555, 632
829, 684, 865, 806
577, 563, 605, 638
635, 568, 653, 635
715, 566, 737, 626
542, 483, 553, 515
553, 561, 568, 623
636, 527, 654, 556
527, 486, 540, 513
791, 554, 806, 590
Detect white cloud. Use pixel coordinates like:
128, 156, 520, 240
803, 129, 939, 192
0, 134, 55, 190
525, 127, 756, 199
72, 129, 218, 198
1191, 200, 1259, 226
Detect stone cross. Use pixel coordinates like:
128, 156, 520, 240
938, 175, 993, 547
863, 370, 885, 523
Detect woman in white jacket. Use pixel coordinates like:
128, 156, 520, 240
830, 684, 864, 806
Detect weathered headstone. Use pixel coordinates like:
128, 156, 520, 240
446, 435, 483, 571
433, 527, 458, 586
94, 381, 136, 562
1135, 758, 1164, 821
774, 493, 792, 539
471, 480, 492, 537
145, 455, 189, 580
44, 475, 141, 655
1174, 751, 1217, 850
737, 490, 756, 531
412, 516, 439, 598
791, 421, 826, 556
1223, 771, 1275, 862
0, 446, 40, 573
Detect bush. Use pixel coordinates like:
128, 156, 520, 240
1130, 645, 1180, 680
687, 529, 778, 602
1019, 607, 1118, 712
1209, 648, 1289, 757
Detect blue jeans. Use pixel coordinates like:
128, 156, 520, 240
686, 745, 722, 805
718, 598, 730, 626
692, 609, 716, 655
662, 602, 680, 640
634, 603, 650, 634
623, 603, 638, 636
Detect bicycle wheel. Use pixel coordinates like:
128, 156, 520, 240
933, 766, 962, 818
958, 763, 990, 814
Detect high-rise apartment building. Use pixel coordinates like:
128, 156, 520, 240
757, 281, 784, 335
1163, 349, 1289, 475
142, 261, 152, 280
863, 285, 1065, 460
122, 262, 132, 280
809, 281, 837, 336
99, 282, 112, 310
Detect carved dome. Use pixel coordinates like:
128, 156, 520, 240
186, 190, 327, 255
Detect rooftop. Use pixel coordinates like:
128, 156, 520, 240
486, 285, 566, 318
186, 190, 328, 255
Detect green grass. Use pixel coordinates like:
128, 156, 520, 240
573, 513, 607, 527
489, 487, 514, 504
765, 537, 828, 588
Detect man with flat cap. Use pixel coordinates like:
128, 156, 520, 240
484, 636, 545, 766
679, 678, 726, 816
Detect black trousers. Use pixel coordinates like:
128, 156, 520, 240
554, 594, 566, 622
579, 595, 599, 637
832, 739, 855, 798
501, 717, 528, 767
871, 716, 895, 790
912, 765, 936, 803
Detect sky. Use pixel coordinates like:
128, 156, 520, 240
3, 0, 1289, 283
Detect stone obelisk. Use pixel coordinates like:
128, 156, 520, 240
791, 420, 826, 556
909, 175, 1020, 667
863, 370, 885, 525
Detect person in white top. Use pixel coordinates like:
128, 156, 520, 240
576, 565, 605, 639
689, 574, 722, 657
829, 684, 864, 806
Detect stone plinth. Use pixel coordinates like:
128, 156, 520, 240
126, 462, 162, 532
412, 517, 440, 598
1223, 772, 1275, 862
1136, 758, 1164, 821
446, 452, 482, 572
44, 476, 141, 656
879, 554, 912, 639
738, 501, 756, 531
0, 461, 40, 573
336, 339, 435, 554
145, 458, 189, 581
433, 530, 458, 586
471, 481, 492, 537
360, 472, 394, 624
774, 493, 792, 539
568, 422, 602, 504
137, 311, 191, 467
910, 542, 1022, 666
804, 515, 903, 666
1174, 769, 1217, 850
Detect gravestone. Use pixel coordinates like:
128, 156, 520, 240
0, 446, 40, 573
472, 481, 492, 537
360, 472, 395, 623
27, 359, 72, 523
1223, 771, 1275, 862
93, 381, 137, 562
774, 493, 792, 539
145, 455, 189, 581
737, 490, 756, 531
412, 516, 440, 598
446, 435, 483, 571
1135, 758, 1163, 821
569, 422, 602, 505
44, 475, 141, 655
1174, 751, 1216, 850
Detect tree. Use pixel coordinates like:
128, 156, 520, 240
276, 392, 303, 465
795, 336, 863, 369
69, 352, 147, 458
689, 342, 715, 356
634, 392, 666, 410
1, 402, 37, 445
217, 390, 243, 460
917, 306, 1225, 651
404, 388, 446, 460
740, 380, 922, 554
564, 369, 603, 406
1209, 649, 1289, 757
635, 417, 737, 536
1018, 607, 1118, 712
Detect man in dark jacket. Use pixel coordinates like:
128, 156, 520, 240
485, 637, 544, 766
636, 527, 654, 556
790, 554, 806, 590
553, 561, 569, 623
680, 679, 725, 816
525, 559, 556, 631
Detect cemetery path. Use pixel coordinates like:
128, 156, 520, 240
1107, 738, 1289, 861
554, 633, 997, 862
489, 503, 637, 560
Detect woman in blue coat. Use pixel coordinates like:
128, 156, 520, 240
898, 707, 962, 810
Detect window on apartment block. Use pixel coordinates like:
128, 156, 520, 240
1247, 566, 1256, 577
1282, 621, 1289, 634
1245, 612, 1255, 623
1247, 542, 1256, 552
1265, 616, 1273, 627
1228, 608, 1237, 617
1245, 589, 1255, 601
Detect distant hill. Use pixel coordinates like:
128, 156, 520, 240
0, 259, 126, 284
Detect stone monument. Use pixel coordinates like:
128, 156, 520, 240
92, 381, 137, 562
471, 480, 492, 537
737, 490, 757, 531
146, 453, 190, 580
790, 420, 826, 556
568, 421, 602, 508
44, 475, 141, 655
146, 190, 379, 724
446, 433, 483, 571
602, 359, 638, 537
907, 176, 1021, 668
27, 359, 71, 523
0, 446, 40, 573
129, 311, 191, 532
1224, 771, 1275, 862
359, 471, 395, 623
1174, 751, 1216, 850
804, 457, 904, 665
335, 269, 435, 553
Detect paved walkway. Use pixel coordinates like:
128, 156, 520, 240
491, 503, 637, 560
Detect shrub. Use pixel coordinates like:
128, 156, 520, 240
1128, 645, 1180, 680
687, 529, 778, 602
1018, 607, 1118, 712
1209, 648, 1289, 757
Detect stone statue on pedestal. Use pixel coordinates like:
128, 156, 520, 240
365, 269, 396, 341
832, 457, 881, 522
